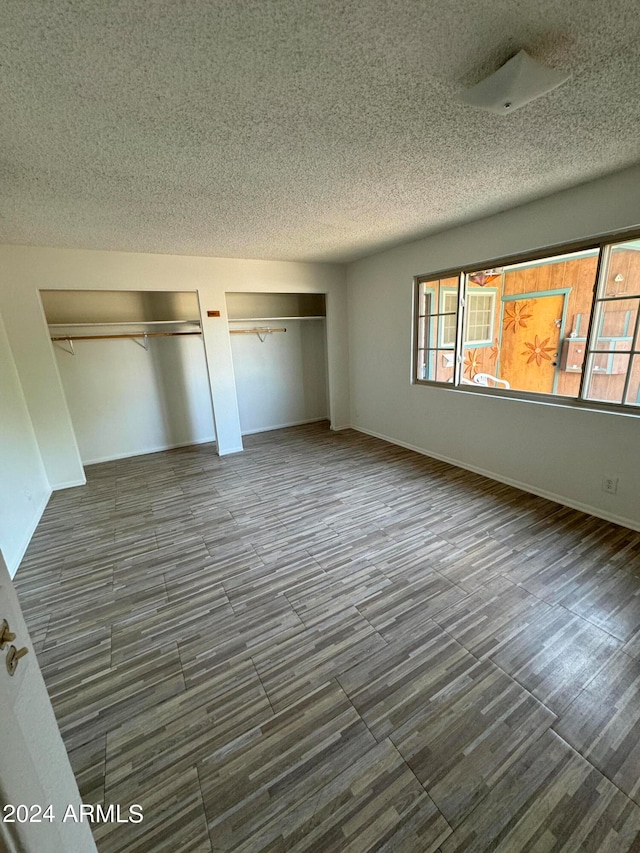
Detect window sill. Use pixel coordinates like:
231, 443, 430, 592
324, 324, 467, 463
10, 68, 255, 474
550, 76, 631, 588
412, 379, 640, 418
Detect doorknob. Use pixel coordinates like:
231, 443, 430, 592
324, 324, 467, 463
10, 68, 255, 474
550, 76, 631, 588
0, 619, 16, 649
2, 619, 29, 676
6, 644, 28, 676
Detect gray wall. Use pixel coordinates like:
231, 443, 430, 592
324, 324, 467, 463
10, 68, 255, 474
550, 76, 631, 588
347, 164, 640, 530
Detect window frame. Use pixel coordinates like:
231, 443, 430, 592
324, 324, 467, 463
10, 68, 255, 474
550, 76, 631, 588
411, 227, 640, 416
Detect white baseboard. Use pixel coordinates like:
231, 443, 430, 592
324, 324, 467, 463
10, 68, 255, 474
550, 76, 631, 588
9, 489, 52, 578
82, 436, 217, 466
352, 425, 640, 534
52, 477, 86, 491
241, 417, 328, 436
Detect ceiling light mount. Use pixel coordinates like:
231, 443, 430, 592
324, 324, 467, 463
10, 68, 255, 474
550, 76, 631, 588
458, 49, 570, 115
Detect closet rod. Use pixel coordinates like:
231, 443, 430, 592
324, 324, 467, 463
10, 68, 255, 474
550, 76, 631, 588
229, 327, 286, 335
50, 331, 201, 341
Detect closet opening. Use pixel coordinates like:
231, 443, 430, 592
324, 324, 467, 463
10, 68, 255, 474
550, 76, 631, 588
226, 292, 329, 435
40, 289, 216, 466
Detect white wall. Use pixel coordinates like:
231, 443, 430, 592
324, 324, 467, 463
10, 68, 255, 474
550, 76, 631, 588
0, 248, 348, 489
232, 318, 328, 434
54, 336, 215, 464
347, 164, 640, 530
0, 312, 51, 577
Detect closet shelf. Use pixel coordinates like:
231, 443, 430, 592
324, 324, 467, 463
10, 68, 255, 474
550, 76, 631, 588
48, 320, 201, 327
227, 316, 325, 322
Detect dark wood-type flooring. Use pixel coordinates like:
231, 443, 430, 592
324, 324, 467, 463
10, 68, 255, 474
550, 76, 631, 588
15, 422, 640, 852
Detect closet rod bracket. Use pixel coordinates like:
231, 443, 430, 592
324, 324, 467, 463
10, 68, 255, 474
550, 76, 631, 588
54, 338, 75, 356
229, 327, 287, 342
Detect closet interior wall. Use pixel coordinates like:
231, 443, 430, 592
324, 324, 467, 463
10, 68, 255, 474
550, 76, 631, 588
41, 290, 216, 465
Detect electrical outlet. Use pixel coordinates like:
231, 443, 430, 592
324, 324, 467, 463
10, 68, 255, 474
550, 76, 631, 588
601, 476, 618, 494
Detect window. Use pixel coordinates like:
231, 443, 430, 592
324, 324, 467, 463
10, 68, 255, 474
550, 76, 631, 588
440, 289, 495, 348
414, 236, 640, 411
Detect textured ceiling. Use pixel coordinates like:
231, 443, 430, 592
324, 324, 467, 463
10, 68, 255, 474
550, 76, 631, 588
1, 0, 639, 263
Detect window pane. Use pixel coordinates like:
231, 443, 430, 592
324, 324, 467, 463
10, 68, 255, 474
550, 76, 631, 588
418, 284, 432, 318
625, 356, 640, 406
416, 347, 427, 379
584, 353, 630, 403
594, 298, 638, 351
418, 349, 455, 382
604, 240, 640, 297
467, 251, 597, 396
416, 276, 460, 381
419, 313, 456, 351
417, 312, 427, 350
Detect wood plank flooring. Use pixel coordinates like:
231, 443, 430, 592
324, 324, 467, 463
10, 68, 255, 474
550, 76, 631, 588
14, 422, 640, 852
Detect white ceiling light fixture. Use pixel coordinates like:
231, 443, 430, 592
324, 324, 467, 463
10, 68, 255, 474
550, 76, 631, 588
458, 49, 570, 115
